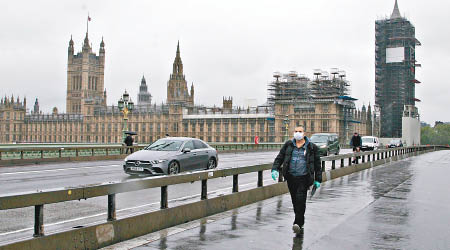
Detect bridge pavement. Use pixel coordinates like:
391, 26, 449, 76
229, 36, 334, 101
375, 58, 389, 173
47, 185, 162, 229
103, 150, 450, 250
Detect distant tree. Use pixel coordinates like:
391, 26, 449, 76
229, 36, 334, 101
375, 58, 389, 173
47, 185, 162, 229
421, 124, 450, 145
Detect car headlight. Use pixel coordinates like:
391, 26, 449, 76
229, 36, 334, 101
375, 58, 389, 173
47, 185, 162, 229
124, 157, 128, 162
151, 159, 167, 164
320, 145, 327, 148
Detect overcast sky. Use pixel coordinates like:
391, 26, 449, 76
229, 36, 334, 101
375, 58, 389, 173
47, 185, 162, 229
1, 0, 449, 125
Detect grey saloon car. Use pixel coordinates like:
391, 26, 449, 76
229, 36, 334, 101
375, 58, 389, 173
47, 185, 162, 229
123, 137, 218, 176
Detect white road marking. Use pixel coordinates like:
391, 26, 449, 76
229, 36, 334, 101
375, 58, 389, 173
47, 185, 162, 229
0, 178, 273, 237
0, 165, 120, 176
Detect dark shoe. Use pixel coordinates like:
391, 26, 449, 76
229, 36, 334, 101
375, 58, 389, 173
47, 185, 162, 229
292, 224, 302, 234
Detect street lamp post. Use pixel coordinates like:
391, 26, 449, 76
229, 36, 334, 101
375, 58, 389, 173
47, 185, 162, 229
118, 90, 134, 142
283, 115, 290, 142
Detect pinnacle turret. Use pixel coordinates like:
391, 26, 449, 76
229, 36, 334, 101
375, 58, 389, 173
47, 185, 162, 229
391, 0, 402, 19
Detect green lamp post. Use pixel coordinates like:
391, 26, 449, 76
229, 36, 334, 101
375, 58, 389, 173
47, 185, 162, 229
118, 90, 134, 142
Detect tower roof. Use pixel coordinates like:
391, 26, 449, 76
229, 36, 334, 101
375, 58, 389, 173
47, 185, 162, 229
141, 75, 146, 85
390, 0, 402, 19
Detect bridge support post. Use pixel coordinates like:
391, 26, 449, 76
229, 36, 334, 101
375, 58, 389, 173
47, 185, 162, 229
107, 194, 116, 221
33, 204, 44, 237
257, 171, 263, 187
161, 186, 168, 209
331, 160, 335, 170
233, 175, 239, 193
321, 161, 325, 172
340, 158, 344, 168
348, 157, 352, 166
201, 180, 207, 200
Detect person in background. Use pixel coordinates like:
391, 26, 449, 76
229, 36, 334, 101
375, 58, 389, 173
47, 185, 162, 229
124, 134, 134, 154
350, 132, 362, 163
271, 126, 322, 235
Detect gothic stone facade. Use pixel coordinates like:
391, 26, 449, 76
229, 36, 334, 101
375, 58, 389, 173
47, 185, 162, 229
0, 37, 374, 144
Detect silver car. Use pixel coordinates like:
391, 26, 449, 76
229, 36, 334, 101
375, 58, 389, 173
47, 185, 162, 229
123, 137, 218, 176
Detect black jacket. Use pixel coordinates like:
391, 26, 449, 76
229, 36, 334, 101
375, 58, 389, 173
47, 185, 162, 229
350, 135, 362, 147
124, 136, 133, 146
272, 137, 322, 186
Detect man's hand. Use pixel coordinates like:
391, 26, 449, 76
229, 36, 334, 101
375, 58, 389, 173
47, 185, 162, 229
271, 170, 279, 181
314, 181, 321, 188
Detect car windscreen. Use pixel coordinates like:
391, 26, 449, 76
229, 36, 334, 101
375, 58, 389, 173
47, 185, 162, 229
145, 140, 183, 151
362, 138, 374, 143
310, 135, 328, 143
390, 139, 400, 144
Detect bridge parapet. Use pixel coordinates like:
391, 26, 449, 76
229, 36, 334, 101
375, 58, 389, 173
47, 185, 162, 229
0, 143, 284, 166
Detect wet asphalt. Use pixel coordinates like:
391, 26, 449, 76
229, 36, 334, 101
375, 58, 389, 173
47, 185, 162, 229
106, 150, 450, 250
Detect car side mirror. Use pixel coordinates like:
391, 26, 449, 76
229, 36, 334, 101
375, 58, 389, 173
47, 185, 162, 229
183, 148, 191, 153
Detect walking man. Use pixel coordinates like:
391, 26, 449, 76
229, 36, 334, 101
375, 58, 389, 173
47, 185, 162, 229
350, 132, 362, 163
271, 126, 322, 235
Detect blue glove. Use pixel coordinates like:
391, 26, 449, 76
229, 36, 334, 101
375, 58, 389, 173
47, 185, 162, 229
314, 181, 320, 188
271, 170, 279, 181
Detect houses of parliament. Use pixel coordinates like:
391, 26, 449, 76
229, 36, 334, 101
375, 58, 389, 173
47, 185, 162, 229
0, 30, 377, 145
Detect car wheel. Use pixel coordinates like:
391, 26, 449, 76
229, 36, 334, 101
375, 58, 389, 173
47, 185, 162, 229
168, 161, 180, 175
207, 158, 217, 169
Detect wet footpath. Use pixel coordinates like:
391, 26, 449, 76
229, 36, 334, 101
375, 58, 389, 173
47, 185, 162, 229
104, 150, 450, 250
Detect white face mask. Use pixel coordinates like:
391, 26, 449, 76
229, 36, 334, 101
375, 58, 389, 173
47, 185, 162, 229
294, 132, 304, 140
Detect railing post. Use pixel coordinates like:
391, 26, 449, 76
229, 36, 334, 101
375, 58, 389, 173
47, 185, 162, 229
75, 149, 79, 157
91, 148, 95, 156
372, 153, 375, 161
377, 152, 380, 160
107, 194, 116, 221
362, 155, 365, 163
340, 158, 344, 168
257, 170, 263, 187
201, 180, 207, 200
331, 160, 335, 170
20, 150, 24, 159
41, 150, 44, 159
321, 161, 326, 172
161, 186, 168, 209
348, 157, 352, 166
233, 174, 239, 193
0, 151, 2, 160
33, 204, 44, 237
58, 149, 62, 158
355, 154, 359, 164
106, 148, 109, 156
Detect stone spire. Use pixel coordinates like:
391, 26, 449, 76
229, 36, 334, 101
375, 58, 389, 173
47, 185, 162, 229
172, 40, 183, 75
391, 0, 402, 19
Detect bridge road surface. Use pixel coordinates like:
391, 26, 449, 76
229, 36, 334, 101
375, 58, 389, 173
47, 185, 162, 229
103, 150, 450, 250
0, 149, 350, 245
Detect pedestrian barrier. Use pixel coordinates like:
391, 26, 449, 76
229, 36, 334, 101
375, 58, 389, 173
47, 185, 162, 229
0, 145, 446, 249
0, 143, 284, 166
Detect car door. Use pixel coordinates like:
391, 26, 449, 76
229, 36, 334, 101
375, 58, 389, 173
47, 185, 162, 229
178, 140, 195, 171
193, 140, 209, 169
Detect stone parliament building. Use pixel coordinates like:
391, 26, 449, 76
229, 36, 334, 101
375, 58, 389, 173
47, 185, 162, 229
0, 31, 378, 145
